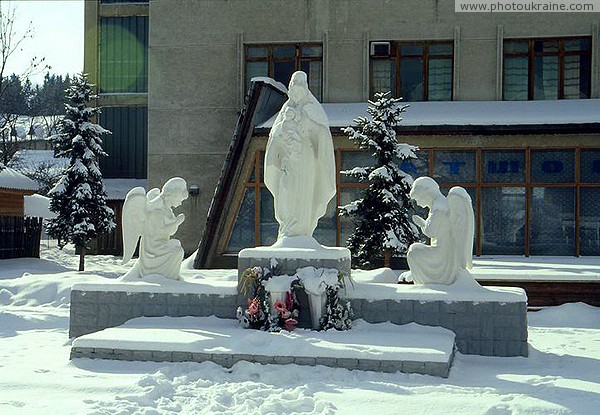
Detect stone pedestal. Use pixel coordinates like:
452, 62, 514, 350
237, 237, 351, 282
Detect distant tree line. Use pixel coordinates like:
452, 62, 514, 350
0, 73, 71, 164
0, 73, 70, 117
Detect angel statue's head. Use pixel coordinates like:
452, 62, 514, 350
161, 177, 188, 208
410, 176, 440, 208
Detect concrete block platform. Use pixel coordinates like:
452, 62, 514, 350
71, 316, 456, 378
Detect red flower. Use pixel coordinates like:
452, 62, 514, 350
274, 300, 287, 314
247, 298, 260, 316
284, 318, 298, 330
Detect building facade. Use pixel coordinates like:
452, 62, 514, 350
85, 0, 600, 266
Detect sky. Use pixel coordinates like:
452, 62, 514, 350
4, 0, 84, 84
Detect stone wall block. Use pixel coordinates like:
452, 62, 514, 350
167, 305, 182, 316
253, 355, 275, 364
151, 351, 172, 361
315, 357, 337, 368
380, 360, 403, 373
142, 304, 168, 317
166, 293, 183, 306
103, 291, 123, 304
178, 305, 203, 316
72, 290, 98, 304
294, 356, 317, 366
414, 301, 441, 315
493, 341, 509, 357
362, 311, 388, 324
113, 349, 134, 360
191, 352, 211, 363
440, 301, 469, 314
233, 354, 254, 364
212, 305, 235, 319
362, 300, 387, 312
414, 312, 440, 326
455, 339, 468, 353
72, 302, 98, 317
493, 314, 522, 329
479, 320, 495, 340
439, 313, 457, 330
132, 350, 153, 361
337, 358, 358, 370
124, 292, 145, 305
273, 356, 295, 365
402, 361, 426, 374
357, 359, 381, 372
424, 362, 449, 378
92, 348, 114, 360
211, 354, 234, 368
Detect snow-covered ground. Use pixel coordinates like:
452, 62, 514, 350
1, 246, 599, 414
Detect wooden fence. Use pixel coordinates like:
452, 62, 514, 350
0, 216, 43, 259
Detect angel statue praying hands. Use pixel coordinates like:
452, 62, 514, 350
400, 177, 475, 286
121, 177, 189, 281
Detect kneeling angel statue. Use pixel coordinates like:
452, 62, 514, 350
121, 177, 188, 281
400, 176, 475, 285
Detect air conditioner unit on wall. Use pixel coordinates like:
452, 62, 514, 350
370, 41, 391, 57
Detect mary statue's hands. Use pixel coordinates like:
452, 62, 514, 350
176, 213, 185, 226
412, 215, 426, 229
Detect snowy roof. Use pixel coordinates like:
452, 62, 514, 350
103, 178, 147, 200
251, 77, 288, 94
257, 99, 600, 129
24, 194, 55, 219
0, 165, 39, 191
9, 150, 68, 169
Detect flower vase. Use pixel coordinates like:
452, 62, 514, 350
307, 293, 326, 329
269, 290, 286, 315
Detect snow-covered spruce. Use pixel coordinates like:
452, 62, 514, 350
47, 73, 115, 271
340, 92, 420, 268
319, 276, 353, 331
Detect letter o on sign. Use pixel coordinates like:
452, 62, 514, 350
541, 160, 563, 174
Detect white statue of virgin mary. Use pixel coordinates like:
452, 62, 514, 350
264, 71, 336, 241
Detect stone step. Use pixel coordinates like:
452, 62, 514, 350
71, 316, 456, 377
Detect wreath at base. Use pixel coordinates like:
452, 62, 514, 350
237, 266, 353, 332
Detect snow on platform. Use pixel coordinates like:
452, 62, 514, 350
71, 317, 456, 377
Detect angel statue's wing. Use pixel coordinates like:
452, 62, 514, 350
146, 187, 160, 203
122, 187, 147, 265
447, 187, 474, 270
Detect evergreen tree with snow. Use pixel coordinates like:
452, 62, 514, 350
47, 73, 115, 271
340, 92, 420, 268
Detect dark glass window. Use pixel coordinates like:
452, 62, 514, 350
433, 150, 476, 183
503, 37, 591, 100
580, 149, 600, 183
580, 187, 600, 256
99, 106, 147, 179
483, 150, 525, 183
370, 41, 453, 101
529, 187, 575, 255
245, 44, 323, 100
227, 188, 256, 252
100, 16, 148, 93
227, 148, 600, 257
481, 187, 526, 255
530, 149, 575, 184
